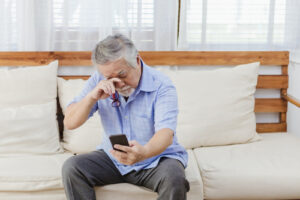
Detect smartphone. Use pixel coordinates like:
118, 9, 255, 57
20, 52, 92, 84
109, 134, 129, 152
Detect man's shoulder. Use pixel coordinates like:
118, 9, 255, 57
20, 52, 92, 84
145, 65, 174, 88
87, 70, 104, 84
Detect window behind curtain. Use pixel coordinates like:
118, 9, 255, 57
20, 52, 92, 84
184, 0, 288, 50
51, 0, 155, 50
0, 0, 155, 51
0, 0, 17, 50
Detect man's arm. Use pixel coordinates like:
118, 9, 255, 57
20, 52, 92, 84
64, 77, 121, 130
143, 128, 173, 158
64, 94, 97, 130
111, 128, 173, 165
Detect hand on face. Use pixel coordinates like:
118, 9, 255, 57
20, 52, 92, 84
89, 78, 122, 100
110, 140, 148, 165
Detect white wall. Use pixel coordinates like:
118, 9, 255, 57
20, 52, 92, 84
287, 56, 300, 137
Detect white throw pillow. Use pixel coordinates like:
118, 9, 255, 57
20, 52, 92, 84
0, 61, 58, 107
165, 62, 261, 148
0, 101, 61, 154
0, 61, 62, 154
57, 78, 102, 154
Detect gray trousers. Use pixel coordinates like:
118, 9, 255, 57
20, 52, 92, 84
62, 149, 189, 200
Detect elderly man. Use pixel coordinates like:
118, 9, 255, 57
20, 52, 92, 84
62, 33, 189, 200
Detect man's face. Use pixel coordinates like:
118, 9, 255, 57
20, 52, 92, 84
97, 57, 142, 97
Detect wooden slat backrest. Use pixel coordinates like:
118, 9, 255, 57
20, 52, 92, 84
0, 51, 289, 133
0, 51, 289, 66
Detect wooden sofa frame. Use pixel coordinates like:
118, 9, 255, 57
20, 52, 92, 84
0, 51, 300, 135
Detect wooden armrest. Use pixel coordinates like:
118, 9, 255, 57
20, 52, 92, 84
282, 93, 300, 108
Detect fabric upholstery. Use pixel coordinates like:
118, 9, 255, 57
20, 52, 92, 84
57, 77, 103, 154
0, 153, 73, 191
0, 61, 61, 154
163, 62, 261, 148
194, 133, 300, 200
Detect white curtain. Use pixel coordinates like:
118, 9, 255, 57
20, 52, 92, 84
178, 0, 300, 136
0, 0, 178, 51
0, 0, 178, 75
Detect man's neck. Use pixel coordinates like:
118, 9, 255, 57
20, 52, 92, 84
123, 96, 129, 102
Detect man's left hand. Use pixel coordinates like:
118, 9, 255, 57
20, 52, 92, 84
110, 140, 148, 165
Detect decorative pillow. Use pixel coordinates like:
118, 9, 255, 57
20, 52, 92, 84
57, 78, 102, 154
0, 61, 62, 154
0, 101, 61, 154
165, 62, 261, 149
0, 61, 58, 107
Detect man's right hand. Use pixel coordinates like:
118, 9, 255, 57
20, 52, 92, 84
89, 78, 122, 101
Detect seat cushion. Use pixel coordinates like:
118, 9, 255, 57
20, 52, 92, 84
194, 133, 300, 200
0, 150, 202, 199
0, 189, 67, 200
95, 149, 203, 200
0, 153, 73, 192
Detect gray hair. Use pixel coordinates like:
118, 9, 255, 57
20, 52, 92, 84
92, 33, 138, 68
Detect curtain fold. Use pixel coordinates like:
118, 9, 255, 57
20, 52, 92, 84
178, 0, 300, 56
0, 0, 178, 51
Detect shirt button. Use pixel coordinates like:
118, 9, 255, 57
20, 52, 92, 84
125, 116, 128, 119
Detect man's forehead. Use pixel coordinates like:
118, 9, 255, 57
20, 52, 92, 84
98, 60, 127, 78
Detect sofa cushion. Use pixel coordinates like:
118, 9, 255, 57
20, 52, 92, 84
0, 61, 62, 154
194, 133, 300, 199
0, 150, 202, 199
94, 149, 203, 200
57, 77, 103, 154
0, 101, 62, 154
0, 189, 66, 200
0, 153, 73, 192
163, 62, 261, 148
0, 189, 67, 200
0, 61, 58, 107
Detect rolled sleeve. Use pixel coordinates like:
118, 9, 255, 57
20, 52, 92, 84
154, 80, 178, 134
67, 71, 101, 118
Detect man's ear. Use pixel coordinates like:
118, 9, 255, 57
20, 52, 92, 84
136, 55, 141, 65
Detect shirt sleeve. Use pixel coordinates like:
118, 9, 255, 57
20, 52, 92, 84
67, 71, 101, 118
154, 79, 179, 134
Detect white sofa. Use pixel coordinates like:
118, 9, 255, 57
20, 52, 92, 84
1, 56, 300, 200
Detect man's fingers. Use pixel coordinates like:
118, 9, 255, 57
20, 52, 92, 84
107, 81, 116, 94
110, 78, 122, 83
111, 149, 128, 160
102, 85, 110, 95
114, 144, 132, 153
129, 140, 138, 146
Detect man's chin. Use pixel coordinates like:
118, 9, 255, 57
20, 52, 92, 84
118, 88, 135, 97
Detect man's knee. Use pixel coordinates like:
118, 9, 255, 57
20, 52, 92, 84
161, 174, 190, 192
62, 156, 82, 180
156, 159, 190, 192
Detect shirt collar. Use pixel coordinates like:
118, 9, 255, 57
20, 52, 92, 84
137, 60, 158, 92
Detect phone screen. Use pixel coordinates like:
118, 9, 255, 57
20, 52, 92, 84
109, 134, 129, 152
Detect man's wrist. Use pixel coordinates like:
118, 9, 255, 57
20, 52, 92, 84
87, 92, 98, 104
86, 93, 98, 105
143, 144, 151, 160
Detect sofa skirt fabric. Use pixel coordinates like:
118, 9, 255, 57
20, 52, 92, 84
0, 189, 67, 200
194, 133, 300, 200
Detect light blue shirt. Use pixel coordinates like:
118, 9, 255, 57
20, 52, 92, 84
68, 61, 188, 175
